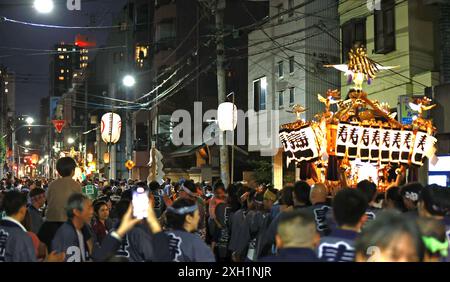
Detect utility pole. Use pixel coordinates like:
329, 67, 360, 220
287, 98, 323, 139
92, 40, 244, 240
84, 76, 88, 165
214, 0, 230, 187
125, 0, 133, 180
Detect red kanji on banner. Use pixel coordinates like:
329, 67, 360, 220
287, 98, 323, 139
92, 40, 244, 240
52, 120, 66, 133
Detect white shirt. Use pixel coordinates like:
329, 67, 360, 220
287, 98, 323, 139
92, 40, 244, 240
75, 229, 86, 262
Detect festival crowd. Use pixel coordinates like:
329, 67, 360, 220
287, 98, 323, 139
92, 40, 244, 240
0, 156, 449, 262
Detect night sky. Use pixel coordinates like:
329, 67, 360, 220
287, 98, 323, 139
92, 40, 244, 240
0, 0, 127, 117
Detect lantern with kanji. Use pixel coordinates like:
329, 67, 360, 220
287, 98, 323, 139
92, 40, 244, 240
101, 113, 122, 144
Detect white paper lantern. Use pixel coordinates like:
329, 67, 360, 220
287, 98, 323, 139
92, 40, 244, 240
389, 129, 402, 163
101, 113, 122, 144
411, 131, 428, 166
399, 129, 413, 164
217, 102, 238, 131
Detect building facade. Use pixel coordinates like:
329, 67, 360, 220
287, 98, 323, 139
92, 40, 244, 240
247, 0, 340, 188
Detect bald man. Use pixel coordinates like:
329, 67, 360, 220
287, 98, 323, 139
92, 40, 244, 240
306, 183, 332, 236
259, 210, 320, 262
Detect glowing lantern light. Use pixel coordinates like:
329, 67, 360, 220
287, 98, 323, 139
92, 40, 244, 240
217, 102, 238, 131
87, 153, 94, 163
101, 113, 122, 144
31, 154, 39, 165
125, 160, 135, 170
103, 152, 110, 164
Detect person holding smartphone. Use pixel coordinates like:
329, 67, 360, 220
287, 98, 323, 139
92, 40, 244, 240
91, 184, 170, 262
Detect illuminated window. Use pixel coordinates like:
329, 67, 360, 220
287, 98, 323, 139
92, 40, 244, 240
63, 48, 67, 51
60, 69, 65, 73
59, 55, 64, 59
5, 89, 8, 93
253, 76, 267, 111
135, 45, 149, 68
58, 48, 62, 51
5, 82, 8, 85
58, 76, 65, 81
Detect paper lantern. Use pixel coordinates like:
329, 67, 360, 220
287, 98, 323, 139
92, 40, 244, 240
125, 160, 135, 170
87, 153, 93, 163
101, 113, 122, 144
369, 127, 381, 162
103, 152, 110, 164
411, 131, 428, 166
389, 129, 402, 163
217, 102, 238, 131
358, 126, 371, 161
336, 123, 350, 158
31, 154, 39, 165
279, 125, 320, 166
399, 129, 413, 164
346, 124, 361, 160
380, 128, 391, 163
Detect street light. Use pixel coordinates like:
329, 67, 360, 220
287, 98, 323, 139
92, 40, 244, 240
24, 140, 31, 146
68, 137, 75, 144
122, 75, 136, 87
33, 0, 54, 13
25, 117, 34, 125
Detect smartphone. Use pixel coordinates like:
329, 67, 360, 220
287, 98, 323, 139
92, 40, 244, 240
132, 187, 149, 219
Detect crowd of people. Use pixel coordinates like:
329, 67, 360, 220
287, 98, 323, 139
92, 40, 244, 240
0, 156, 449, 262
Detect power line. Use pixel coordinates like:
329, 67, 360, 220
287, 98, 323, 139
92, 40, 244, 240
0, 16, 122, 29
319, 0, 429, 89
241, 1, 339, 88
0, 45, 126, 59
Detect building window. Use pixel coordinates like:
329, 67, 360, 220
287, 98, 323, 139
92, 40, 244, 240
278, 61, 284, 78
289, 87, 295, 104
341, 18, 366, 62
253, 77, 267, 111
58, 55, 64, 60
156, 19, 176, 42
289, 56, 295, 74
278, 91, 284, 108
135, 4, 149, 32
277, 4, 283, 23
288, 0, 295, 17
60, 69, 64, 74
135, 45, 149, 68
374, 0, 395, 54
